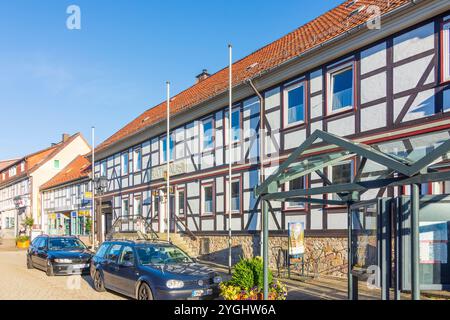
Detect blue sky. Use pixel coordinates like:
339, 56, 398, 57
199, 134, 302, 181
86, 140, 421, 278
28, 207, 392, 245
0, 0, 343, 160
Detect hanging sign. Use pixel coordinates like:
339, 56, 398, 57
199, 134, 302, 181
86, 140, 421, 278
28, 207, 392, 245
288, 222, 305, 257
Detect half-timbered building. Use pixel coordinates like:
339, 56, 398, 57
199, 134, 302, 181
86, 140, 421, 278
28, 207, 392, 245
93, 0, 450, 275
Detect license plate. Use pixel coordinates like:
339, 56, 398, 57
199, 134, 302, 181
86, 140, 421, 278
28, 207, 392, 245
192, 288, 213, 297
72, 264, 89, 269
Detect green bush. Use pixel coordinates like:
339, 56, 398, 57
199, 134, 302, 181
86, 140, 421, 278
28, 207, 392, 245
229, 257, 273, 290
16, 235, 30, 242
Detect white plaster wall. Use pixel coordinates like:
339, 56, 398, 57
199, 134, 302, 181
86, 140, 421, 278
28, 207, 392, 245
393, 22, 434, 63
284, 129, 306, 150
360, 42, 387, 74
361, 103, 387, 131
327, 213, 347, 230
264, 87, 280, 110
361, 72, 387, 104
393, 55, 434, 94
310, 69, 323, 93
394, 89, 435, 122
327, 115, 355, 137
310, 208, 323, 230
310, 94, 323, 118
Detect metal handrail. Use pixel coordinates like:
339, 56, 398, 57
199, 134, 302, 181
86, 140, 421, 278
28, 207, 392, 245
173, 214, 197, 241
106, 215, 159, 240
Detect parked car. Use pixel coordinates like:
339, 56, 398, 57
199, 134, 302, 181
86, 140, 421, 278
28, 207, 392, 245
90, 239, 222, 300
27, 235, 93, 276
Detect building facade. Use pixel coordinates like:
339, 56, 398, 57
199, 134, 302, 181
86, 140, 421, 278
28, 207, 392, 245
92, 0, 450, 276
40, 155, 92, 240
0, 133, 91, 239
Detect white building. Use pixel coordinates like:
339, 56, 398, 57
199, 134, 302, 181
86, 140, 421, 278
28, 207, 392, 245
0, 133, 91, 239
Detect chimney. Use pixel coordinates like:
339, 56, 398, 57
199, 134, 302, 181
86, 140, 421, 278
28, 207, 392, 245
195, 69, 210, 83
62, 133, 70, 142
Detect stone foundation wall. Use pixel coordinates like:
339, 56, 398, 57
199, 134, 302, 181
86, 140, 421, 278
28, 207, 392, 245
183, 234, 348, 278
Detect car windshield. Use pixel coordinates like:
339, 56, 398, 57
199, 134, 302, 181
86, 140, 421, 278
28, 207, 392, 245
136, 244, 193, 265
48, 238, 86, 251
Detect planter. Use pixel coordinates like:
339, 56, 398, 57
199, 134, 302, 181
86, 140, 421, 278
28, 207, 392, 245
16, 240, 30, 249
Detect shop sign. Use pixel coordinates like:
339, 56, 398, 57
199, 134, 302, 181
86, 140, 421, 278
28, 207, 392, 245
71, 211, 78, 219
151, 160, 186, 181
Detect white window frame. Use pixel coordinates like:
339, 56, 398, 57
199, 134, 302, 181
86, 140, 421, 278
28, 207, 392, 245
100, 161, 107, 177
225, 107, 241, 144
227, 179, 241, 214
327, 62, 355, 114
283, 82, 306, 127
442, 19, 450, 83
327, 160, 354, 203
122, 198, 130, 217
121, 153, 129, 176
159, 135, 174, 164
201, 183, 214, 216
201, 117, 215, 152
133, 196, 142, 216
176, 188, 185, 216
133, 148, 142, 172
285, 177, 306, 209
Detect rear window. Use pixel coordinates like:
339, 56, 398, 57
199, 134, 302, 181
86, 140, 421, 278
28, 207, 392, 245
95, 243, 111, 258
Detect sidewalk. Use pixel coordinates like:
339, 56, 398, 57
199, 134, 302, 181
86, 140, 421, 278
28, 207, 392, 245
200, 260, 450, 300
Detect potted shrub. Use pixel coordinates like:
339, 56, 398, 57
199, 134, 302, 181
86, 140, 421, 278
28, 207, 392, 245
219, 257, 288, 300
16, 235, 30, 249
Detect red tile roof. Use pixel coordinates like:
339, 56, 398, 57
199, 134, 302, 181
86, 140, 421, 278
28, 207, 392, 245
40, 155, 91, 190
0, 159, 20, 172
96, 0, 411, 153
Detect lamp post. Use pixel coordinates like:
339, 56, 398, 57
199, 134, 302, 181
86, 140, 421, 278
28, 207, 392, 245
93, 176, 108, 246
13, 196, 23, 237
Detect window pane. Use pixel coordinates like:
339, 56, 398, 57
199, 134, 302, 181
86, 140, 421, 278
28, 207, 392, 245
287, 86, 304, 124
178, 191, 185, 215
204, 186, 213, 213
122, 154, 129, 174
231, 181, 240, 212
331, 163, 352, 201
232, 110, 240, 141
161, 136, 174, 162
332, 68, 353, 111
135, 150, 142, 171
203, 120, 213, 149
288, 178, 304, 207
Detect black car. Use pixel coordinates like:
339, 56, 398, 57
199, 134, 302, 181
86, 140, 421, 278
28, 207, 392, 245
27, 235, 93, 276
90, 240, 222, 300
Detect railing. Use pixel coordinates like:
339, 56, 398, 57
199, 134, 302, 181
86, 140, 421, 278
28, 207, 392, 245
173, 214, 197, 241
106, 215, 159, 241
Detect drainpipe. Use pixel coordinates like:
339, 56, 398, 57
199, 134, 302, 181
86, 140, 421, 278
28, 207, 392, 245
246, 79, 265, 257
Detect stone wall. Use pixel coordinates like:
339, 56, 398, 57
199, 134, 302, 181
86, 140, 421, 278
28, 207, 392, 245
183, 234, 348, 278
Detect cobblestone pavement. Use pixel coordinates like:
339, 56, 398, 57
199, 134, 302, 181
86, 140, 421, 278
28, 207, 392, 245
0, 250, 126, 300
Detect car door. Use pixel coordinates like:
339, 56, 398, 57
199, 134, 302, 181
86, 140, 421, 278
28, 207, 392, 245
102, 244, 122, 290
115, 246, 139, 298
29, 237, 42, 266
35, 237, 49, 269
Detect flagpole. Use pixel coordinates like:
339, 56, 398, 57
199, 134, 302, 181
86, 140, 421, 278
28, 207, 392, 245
166, 81, 171, 243
228, 44, 233, 275
91, 126, 95, 250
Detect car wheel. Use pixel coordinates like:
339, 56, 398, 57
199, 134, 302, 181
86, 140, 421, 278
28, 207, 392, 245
46, 260, 54, 277
93, 271, 106, 292
26, 255, 34, 269
137, 282, 153, 300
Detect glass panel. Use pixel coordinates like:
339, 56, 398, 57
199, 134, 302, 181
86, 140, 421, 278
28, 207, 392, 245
351, 204, 378, 272
287, 178, 305, 208
204, 186, 213, 214
232, 110, 240, 141
287, 85, 304, 124
178, 191, 185, 215
203, 119, 214, 149
231, 181, 240, 212
330, 162, 352, 201
332, 67, 353, 111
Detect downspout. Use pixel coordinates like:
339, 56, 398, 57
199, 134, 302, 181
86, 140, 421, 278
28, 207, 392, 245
246, 79, 265, 257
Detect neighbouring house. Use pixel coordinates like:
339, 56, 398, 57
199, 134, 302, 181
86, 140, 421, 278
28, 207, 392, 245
40, 155, 92, 243
0, 133, 91, 239
90, 0, 450, 277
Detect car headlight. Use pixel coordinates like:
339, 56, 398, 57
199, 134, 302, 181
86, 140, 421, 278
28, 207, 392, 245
54, 259, 73, 263
166, 280, 184, 289
213, 276, 222, 284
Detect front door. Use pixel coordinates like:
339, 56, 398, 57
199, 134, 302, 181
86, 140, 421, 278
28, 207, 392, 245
103, 244, 122, 290
115, 246, 139, 297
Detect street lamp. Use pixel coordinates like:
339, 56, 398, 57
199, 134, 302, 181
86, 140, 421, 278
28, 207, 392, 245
93, 176, 108, 246
13, 196, 23, 237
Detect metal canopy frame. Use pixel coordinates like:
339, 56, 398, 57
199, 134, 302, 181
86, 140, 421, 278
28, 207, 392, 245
255, 129, 450, 300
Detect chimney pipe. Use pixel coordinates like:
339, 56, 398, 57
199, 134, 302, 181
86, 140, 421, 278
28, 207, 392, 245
62, 133, 70, 142
195, 69, 210, 83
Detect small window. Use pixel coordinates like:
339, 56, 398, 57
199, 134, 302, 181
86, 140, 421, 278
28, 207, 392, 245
442, 20, 450, 82
160, 135, 174, 163
328, 161, 354, 201
286, 177, 306, 209
226, 108, 241, 143
121, 153, 129, 175
134, 197, 142, 216
119, 246, 135, 265
95, 243, 111, 258
178, 189, 185, 216
20, 162, 25, 172
106, 244, 122, 262
134, 149, 142, 172
202, 185, 213, 215
231, 180, 241, 212
122, 199, 130, 216
328, 64, 354, 113
53, 160, 60, 169
100, 161, 107, 177
202, 118, 214, 150
284, 83, 305, 126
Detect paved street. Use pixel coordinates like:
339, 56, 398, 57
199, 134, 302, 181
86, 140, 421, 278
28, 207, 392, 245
0, 249, 126, 300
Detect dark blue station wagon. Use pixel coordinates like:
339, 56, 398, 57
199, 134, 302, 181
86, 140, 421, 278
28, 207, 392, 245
90, 240, 221, 300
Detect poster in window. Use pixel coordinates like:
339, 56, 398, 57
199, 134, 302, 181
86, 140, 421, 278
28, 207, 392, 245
419, 221, 448, 264
288, 222, 305, 257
